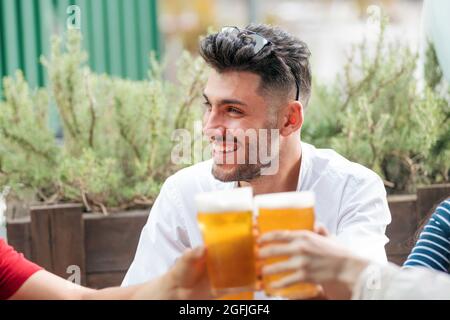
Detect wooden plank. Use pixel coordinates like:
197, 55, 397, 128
416, 184, 450, 222
86, 271, 126, 289
30, 203, 86, 284
49, 204, 86, 284
84, 210, 148, 273
387, 254, 409, 267
385, 195, 417, 257
30, 206, 53, 270
5, 216, 32, 260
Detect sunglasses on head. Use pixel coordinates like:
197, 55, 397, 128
220, 26, 300, 101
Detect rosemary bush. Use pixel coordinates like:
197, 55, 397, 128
1, 19, 449, 214
0, 30, 207, 214
303, 16, 449, 194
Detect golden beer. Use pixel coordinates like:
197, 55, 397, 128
255, 191, 320, 299
218, 292, 254, 300
196, 187, 256, 295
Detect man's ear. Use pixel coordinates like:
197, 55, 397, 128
280, 101, 304, 137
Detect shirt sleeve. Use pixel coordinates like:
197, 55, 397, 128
335, 172, 392, 263
404, 198, 450, 272
353, 262, 450, 300
0, 238, 42, 300
121, 177, 191, 286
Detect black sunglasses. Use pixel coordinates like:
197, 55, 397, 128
220, 26, 300, 101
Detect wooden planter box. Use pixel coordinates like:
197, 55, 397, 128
6, 205, 148, 288
385, 184, 450, 265
6, 184, 450, 288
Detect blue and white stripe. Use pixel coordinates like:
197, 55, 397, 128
404, 199, 450, 273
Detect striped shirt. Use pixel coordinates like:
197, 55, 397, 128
404, 198, 450, 273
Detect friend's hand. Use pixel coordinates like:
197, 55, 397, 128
132, 246, 213, 300
258, 228, 370, 300
167, 246, 214, 300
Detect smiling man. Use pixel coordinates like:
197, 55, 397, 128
122, 25, 391, 297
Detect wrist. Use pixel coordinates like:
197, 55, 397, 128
337, 255, 370, 293
321, 256, 370, 300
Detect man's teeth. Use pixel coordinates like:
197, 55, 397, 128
213, 143, 237, 153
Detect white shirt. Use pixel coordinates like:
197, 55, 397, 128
353, 263, 450, 300
122, 142, 392, 289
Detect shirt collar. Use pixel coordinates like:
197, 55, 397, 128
297, 141, 311, 191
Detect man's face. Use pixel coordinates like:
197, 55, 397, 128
202, 70, 279, 182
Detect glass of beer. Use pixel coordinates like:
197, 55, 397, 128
218, 292, 254, 300
255, 191, 320, 299
196, 187, 256, 296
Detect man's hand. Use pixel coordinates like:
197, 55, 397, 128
258, 227, 370, 300
166, 246, 214, 300
130, 246, 214, 300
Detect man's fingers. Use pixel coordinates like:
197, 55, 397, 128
258, 230, 313, 244
258, 230, 295, 243
258, 242, 304, 259
192, 246, 206, 258
314, 224, 329, 237
183, 246, 206, 261
262, 256, 306, 275
270, 270, 307, 289
176, 246, 207, 278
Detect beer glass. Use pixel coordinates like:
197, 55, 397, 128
255, 191, 320, 299
218, 292, 254, 300
196, 187, 256, 296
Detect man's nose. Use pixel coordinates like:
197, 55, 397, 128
203, 109, 225, 137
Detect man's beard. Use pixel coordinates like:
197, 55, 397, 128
212, 160, 265, 182
211, 122, 279, 183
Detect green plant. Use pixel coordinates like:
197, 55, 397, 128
0, 30, 207, 213
303, 15, 449, 194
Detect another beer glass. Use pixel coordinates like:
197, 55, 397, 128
196, 187, 256, 296
255, 191, 320, 299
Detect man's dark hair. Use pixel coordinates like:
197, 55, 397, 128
199, 24, 312, 107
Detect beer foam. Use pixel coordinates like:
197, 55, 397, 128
195, 187, 253, 213
254, 191, 315, 209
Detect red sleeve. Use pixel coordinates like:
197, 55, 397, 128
0, 238, 42, 300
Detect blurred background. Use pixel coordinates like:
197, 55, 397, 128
0, 0, 424, 88
0, 0, 448, 285
160, 0, 423, 83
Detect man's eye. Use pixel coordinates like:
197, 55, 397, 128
227, 107, 243, 115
